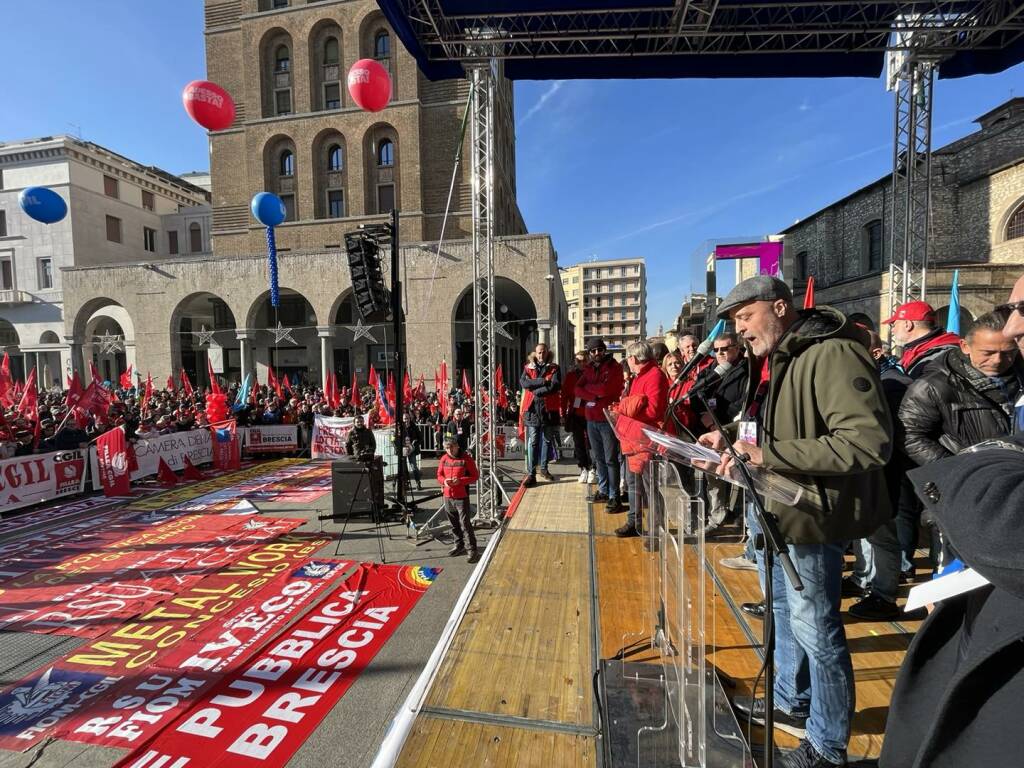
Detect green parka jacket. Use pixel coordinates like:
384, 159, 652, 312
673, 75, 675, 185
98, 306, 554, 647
733, 307, 893, 544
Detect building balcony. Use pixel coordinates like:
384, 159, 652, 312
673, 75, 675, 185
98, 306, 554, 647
0, 290, 33, 305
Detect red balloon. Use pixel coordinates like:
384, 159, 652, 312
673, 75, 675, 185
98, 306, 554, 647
347, 59, 392, 113
182, 80, 236, 131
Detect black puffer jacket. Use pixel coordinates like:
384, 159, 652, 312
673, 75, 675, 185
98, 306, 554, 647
899, 348, 1024, 466
691, 360, 749, 425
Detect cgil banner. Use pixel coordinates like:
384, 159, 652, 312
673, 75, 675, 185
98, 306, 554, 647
241, 425, 299, 454
113, 563, 439, 768
0, 449, 88, 514
90, 429, 213, 491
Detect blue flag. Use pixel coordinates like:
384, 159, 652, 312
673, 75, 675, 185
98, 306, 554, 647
232, 373, 251, 412
946, 269, 961, 335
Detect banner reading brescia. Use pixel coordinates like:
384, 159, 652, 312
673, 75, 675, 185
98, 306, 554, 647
242, 425, 299, 454
310, 415, 354, 459
90, 429, 213, 491
0, 449, 88, 513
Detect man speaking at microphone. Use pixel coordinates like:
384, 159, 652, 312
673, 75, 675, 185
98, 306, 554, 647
699, 275, 892, 768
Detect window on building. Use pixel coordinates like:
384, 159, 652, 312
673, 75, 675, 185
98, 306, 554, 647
374, 31, 391, 64
377, 139, 393, 167
325, 83, 341, 110
0, 210, 6, 237
37, 258, 52, 289
794, 251, 808, 282
189, 222, 203, 253
0, 257, 12, 290
280, 150, 294, 177
275, 45, 290, 72
275, 89, 291, 115
103, 175, 119, 198
1007, 202, 1024, 241
281, 194, 296, 222
168, 230, 179, 255
106, 215, 122, 243
377, 184, 395, 214
328, 190, 345, 218
324, 37, 339, 65
141, 190, 155, 211
328, 144, 343, 171
272, 0, 288, 7
865, 219, 883, 272
143, 226, 157, 252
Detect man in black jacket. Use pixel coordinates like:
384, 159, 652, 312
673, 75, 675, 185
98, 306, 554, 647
880, 437, 1024, 768
519, 343, 562, 486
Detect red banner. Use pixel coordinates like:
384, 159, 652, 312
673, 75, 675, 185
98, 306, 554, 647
0, 533, 329, 750
97, 427, 132, 497
114, 564, 438, 768
61, 559, 352, 748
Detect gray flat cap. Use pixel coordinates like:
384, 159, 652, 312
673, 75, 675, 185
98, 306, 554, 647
717, 275, 793, 319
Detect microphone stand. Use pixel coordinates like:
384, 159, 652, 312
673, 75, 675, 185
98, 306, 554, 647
693, 391, 803, 768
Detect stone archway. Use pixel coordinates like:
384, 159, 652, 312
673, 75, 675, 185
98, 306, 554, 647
73, 300, 136, 385
246, 288, 318, 387
171, 292, 239, 388
0, 318, 25, 383
452, 277, 538, 390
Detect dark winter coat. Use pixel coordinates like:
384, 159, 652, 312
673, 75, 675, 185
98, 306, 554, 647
880, 438, 1024, 768
346, 426, 376, 459
899, 348, 1024, 466
900, 328, 961, 378
691, 360, 749, 426
519, 357, 562, 428
733, 306, 893, 544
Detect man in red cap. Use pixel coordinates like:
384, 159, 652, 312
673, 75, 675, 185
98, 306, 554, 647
883, 300, 960, 378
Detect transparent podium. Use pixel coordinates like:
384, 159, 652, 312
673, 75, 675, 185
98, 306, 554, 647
605, 413, 805, 767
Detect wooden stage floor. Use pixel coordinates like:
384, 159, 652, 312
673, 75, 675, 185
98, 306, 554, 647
395, 470, 920, 766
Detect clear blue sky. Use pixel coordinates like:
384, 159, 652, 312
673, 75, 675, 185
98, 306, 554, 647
4, 2, 1022, 332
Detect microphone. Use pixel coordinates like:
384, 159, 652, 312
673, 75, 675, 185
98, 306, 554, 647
688, 360, 733, 397
672, 319, 726, 386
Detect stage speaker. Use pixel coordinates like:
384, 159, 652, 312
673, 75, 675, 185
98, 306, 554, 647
345, 232, 389, 321
331, 457, 385, 521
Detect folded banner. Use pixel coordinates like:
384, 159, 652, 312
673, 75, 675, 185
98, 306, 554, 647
0, 449, 88, 513
90, 428, 213, 491
96, 427, 132, 497
243, 425, 299, 454
310, 415, 354, 459
212, 422, 241, 471
114, 563, 439, 768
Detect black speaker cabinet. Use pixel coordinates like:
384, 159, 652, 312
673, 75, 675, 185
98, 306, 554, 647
331, 457, 385, 520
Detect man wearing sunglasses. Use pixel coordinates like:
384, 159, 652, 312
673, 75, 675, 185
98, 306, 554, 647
999, 273, 1024, 353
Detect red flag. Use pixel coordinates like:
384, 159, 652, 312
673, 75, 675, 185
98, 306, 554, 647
328, 372, 340, 409
96, 427, 132, 496
166, 374, 175, 391
282, 373, 292, 396
403, 371, 413, 403
439, 361, 450, 419
351, 372, 359, 407
119, 365, 133, 389
182, 454, 206, 481
76, 380, 113, 419
387, 371, 396, 410
207, 357, 221, 395
461, 369, 472, 399
268, 366, 283, 400
180, 369, 194, 396
211, 420, 240, 470
495, 363, 509, 409
157, 456, 178, 486
416, 373, 426, 399
0, 353, 13, 408
803, 275, 816, 310
89, 361, 102, 384
66, 370, 83, 408
18, 368, 40, 447
141, 373, 153, 410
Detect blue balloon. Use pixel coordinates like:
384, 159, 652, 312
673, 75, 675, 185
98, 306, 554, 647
19, 187, 67, 224
251, 192, 286, 227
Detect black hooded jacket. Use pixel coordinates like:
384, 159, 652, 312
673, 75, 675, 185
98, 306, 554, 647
880, 438, 1024, 768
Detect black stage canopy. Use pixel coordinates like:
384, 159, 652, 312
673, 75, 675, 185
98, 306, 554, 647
376, 1, 1024, 81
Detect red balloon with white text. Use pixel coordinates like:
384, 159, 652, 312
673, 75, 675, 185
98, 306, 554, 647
182, 80, 236, 131
347, 59, 392, 113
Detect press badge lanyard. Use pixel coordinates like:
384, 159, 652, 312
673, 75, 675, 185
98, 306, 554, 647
739, 358, 771, 447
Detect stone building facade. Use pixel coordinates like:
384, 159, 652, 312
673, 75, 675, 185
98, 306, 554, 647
780, 97, 1024, 328
0, 136, 210, 387
203, 0, 524, 254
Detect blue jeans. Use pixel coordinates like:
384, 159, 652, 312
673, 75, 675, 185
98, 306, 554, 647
850, 519, 901, 604
525, 424, 550, 476
769, 541, 854, 763
626, 468, 644, 529
587, 420, 620, 500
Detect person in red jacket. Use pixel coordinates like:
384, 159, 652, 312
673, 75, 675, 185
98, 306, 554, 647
575, 337, 625, 511
616, 340, 669, 537
437, 436, 481, 562
561, 351, 594, 484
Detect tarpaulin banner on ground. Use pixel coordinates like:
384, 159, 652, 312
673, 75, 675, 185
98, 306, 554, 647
113, 563, 439, 768
125, 460, 303, 512
0, 449, 88, 513
241, 426, 299, 454
166, 463, 329, 513
90, 429, 214, 491
61, 559, 352, 748
0, 533, 329, 750
310, 415, 354, 459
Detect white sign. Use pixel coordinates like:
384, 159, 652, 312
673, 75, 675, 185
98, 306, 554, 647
311, 415, 355, 459
0, 450, 89, 513
89, 428, 213, 491
241, 425, 298, 454
209, 345, 224, 374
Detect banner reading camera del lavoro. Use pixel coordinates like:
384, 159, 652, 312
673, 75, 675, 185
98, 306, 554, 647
89, 429, 212, 491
